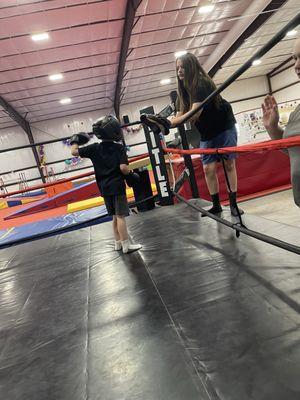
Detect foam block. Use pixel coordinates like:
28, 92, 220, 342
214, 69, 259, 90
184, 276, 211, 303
67, 188, 135, 213
0, 200, 8, 210
7, 200, 22, 207
67, 197, 105, 213
45, 182, 73, 197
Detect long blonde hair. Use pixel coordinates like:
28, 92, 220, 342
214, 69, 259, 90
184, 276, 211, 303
176, 53, 221, 113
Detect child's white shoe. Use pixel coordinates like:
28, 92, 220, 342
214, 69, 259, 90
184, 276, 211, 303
121, 240, 142, 254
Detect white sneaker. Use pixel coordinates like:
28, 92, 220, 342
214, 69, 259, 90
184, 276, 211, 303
114, 240, 122, 251
121, 240, 142, 254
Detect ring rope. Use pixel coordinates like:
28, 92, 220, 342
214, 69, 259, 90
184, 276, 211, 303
163, 135, 300, 156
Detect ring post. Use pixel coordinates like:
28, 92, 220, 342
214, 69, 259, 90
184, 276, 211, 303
142, 124, 173, 206
177, 124, 199, 198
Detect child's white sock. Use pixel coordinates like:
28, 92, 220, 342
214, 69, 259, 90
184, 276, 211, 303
114, 240, 122, 251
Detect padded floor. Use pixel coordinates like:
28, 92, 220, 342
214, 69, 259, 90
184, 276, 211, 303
0, 200, 299, 400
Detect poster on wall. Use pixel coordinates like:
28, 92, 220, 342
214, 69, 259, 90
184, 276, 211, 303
235, 108, 267, 144
235, 99, 300, 144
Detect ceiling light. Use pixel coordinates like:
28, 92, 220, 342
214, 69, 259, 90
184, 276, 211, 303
252, 59, 262, 66
49, 73, 63, 81
286, 29, 297, 37
60, 98, 72, 105
175, 50, 187, 58
160, 78, 171, 85
31, 32, 49, 41
198, 4, 215, 14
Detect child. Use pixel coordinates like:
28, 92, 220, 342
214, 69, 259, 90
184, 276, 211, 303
70, 115, 142, 254
172, 52, 243, 216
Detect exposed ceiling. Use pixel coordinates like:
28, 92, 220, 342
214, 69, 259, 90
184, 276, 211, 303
213, 0, 300, 84
0, 0, 126, 129
122, 0, 254, 105
0, 0, 299, 131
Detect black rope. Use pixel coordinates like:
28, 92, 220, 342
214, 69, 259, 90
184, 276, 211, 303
128, 194, 157, 208
219, 152, 245, 237
173, 168, 189, 193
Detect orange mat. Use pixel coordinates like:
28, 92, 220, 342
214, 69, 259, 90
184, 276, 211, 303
0, 204, 68, 230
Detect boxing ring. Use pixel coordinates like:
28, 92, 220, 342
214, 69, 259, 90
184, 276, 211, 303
0, 12, 300, 400
0, 198, 299, 399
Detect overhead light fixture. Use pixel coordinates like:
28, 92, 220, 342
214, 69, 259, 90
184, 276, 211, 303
60, 98, 72, 105
198, 4, 215, 14
49, 73, 63, 81
160, 78, 171, 85
31, 32, 49, 41
252, 59, 262, 66
175, 50, 187, 58
286, 29, 297, 37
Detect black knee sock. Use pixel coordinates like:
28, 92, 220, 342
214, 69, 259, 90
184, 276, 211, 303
202, 193, 222, 217
212, 193, 221, 208
229, 191, 237, 206
229, 191, 244, 216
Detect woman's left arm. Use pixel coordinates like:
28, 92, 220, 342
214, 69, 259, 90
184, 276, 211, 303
170, 102, 202, 127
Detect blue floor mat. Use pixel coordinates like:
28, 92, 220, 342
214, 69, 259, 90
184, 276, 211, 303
0, 205, 110, 248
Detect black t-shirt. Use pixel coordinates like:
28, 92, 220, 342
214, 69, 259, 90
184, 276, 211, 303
192, 87, 236, 141
79, 142, 128, 196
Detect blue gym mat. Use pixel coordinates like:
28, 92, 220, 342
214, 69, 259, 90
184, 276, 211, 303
0, 205, 110, 248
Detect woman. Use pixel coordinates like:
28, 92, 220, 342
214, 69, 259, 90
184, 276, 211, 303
262, 37, 300, 207
170, 52, 242, 216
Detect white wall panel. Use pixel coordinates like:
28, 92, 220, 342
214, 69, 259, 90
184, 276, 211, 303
270, 66, 298, 92
231, 96, 266, 114
222, 76, 268, 102
0, 126, 36, 181
273, 83, 300, 103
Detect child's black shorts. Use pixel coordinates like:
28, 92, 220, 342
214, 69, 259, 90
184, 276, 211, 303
103, 194, 129, 216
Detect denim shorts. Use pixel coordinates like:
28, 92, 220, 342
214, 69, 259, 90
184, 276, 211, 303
200, 126, 238, 165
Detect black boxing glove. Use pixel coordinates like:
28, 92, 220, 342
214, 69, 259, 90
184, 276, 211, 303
69, 132, 91, 146
140, 114, 171, 135
125, 172, 140, 188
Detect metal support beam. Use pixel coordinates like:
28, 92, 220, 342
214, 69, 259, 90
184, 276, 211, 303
0, 96, 29, 132
268, 56, 293, 77
0, 95, 46, 183
113, 0, 143, 119
208, 0, 288, 77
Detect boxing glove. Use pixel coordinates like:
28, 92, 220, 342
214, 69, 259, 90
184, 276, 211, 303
69, 132, 90, 146
125, 172, 140, 188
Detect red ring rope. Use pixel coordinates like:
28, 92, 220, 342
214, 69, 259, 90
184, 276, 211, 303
163, 135, 300, 155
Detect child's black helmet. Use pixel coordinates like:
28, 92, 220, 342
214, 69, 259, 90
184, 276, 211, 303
92, 115, 122, 141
